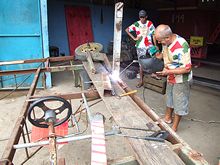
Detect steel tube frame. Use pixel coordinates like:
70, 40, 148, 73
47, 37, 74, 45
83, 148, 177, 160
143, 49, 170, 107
0, 56, 74, 66
0, 68, 41, 165
0, 57, 98, 164
13, 135, 92, 149
0, 65, 83, 76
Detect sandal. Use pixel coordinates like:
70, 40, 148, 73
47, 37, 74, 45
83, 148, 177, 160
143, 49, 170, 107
162, 118, 172, 124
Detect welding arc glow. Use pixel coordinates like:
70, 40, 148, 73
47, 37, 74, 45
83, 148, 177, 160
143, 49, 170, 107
110, 71, 120, 82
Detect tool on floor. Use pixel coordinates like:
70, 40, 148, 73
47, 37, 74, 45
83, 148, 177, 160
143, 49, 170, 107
119, 90, 137, 97
108, 125, 169, 142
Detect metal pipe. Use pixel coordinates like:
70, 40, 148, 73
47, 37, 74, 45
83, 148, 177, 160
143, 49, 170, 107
48, 122, 57, 165
13, 135, 92, 149
71, 115, 80, 133
119, 60, 138, 76
81, 93, 93, 123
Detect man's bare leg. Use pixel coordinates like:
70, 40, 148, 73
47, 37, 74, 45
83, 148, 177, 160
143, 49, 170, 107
164, 107, 173, 123
172, 114, 182, 132
136, 66, 143, 88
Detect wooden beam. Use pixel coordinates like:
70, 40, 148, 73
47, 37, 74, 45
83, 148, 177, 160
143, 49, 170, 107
0, 56, 74, 66
83, 62, 185, 165
108, 155, 138, 165
122, 84, 210, 165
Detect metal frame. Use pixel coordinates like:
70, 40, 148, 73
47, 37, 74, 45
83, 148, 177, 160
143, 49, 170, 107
0, 56, 209, 165
0, 56, 99, 164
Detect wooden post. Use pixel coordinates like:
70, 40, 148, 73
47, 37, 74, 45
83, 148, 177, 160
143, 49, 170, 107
112, 2, 124, 77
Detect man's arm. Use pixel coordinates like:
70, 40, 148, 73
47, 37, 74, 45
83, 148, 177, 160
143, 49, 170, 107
125, 28, 140, 41
156, 64, 191, 76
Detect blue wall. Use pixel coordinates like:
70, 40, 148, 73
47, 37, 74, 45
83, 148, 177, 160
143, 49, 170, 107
47, 1, 159, 54
0, 0, 45, 88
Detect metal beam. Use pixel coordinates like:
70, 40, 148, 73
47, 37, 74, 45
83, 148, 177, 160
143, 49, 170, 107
0, 56, 74, 66
0, 65, 83, 76
112, 2, 123, 77
0, 68, 41, 164
28, 90, 100, 101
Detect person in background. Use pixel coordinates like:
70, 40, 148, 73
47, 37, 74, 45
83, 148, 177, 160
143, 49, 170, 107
155, 24, 193, 132
125, 10, 163, 88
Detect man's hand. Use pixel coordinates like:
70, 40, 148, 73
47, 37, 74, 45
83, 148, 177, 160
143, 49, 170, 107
156, 68, 170, 76
134, 36, 142, 41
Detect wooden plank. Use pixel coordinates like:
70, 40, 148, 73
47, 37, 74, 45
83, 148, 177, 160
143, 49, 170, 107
83, 62, 185, 165
108, 155, 138, 165
143, 75, 166, 88
91, 114, 107, 165
143, 83, 166, 94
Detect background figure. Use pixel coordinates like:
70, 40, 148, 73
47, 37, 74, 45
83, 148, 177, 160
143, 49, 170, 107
125, 10, 163, 88
155, 24, 193, 132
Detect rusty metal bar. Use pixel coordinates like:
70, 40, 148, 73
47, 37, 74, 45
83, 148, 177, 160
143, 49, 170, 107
0, 56, 74, 66
24, 121, 31, 143
102, 73, 113, 96
81, 93, 93, 123
0, 68, 41, 164
48, 122, 57, 165
21, 130, 29, 158
28, 90, 100, 101
0, 65, 83, 76
20, 147, 43, 165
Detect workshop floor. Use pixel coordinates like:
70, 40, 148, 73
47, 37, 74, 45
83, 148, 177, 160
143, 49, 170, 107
0, 65, 220, 165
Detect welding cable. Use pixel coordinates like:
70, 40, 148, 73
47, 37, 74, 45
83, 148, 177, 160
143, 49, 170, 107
143, 87, 147, 103
119, 60, 139, 76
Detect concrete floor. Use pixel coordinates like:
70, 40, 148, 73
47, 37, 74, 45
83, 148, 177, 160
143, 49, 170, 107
0, 65, 220, 164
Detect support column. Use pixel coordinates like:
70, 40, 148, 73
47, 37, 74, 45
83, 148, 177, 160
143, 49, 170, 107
112, 2, 124, 78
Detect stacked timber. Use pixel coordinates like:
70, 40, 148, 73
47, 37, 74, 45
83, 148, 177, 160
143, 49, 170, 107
143, 75, 167, 94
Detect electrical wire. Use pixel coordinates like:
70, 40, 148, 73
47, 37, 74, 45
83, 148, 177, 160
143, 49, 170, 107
143, 87, 146, 103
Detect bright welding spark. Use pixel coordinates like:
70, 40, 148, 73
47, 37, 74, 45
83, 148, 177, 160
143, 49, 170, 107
110, 71, 120, 82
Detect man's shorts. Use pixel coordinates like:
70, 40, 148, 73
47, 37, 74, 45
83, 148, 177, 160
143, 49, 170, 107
166, 81, 190, 116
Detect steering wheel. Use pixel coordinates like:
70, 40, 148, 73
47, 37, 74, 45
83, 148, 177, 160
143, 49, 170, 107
28, 96, 72, 128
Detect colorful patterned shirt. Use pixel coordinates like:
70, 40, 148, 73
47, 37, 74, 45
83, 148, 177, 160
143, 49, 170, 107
128, 20, 155, 49
162, 35, 193, 84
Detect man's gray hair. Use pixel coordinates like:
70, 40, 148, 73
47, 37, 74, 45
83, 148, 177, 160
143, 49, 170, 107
158, 25, 173, 38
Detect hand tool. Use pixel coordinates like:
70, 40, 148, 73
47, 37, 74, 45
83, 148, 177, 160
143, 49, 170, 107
119, 90, 137, 97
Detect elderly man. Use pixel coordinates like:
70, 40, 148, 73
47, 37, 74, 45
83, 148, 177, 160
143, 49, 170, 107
125, 10, 163, 87
155, 24, 193, 132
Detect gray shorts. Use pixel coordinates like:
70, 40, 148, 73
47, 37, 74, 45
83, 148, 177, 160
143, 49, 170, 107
166, 81, 190, 116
